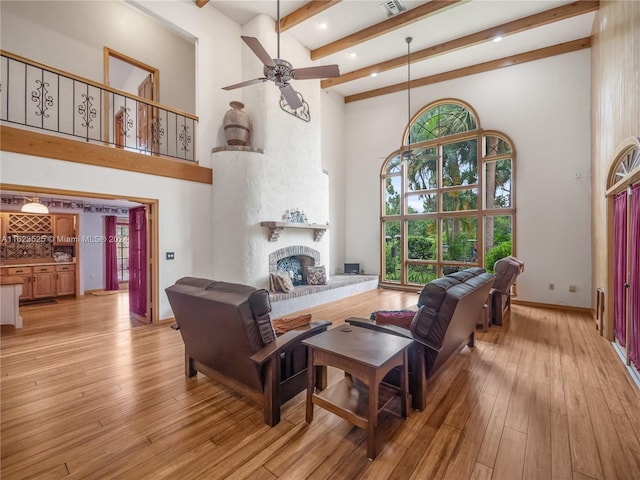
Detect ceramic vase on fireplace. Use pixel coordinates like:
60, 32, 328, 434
223, 101, 250, 146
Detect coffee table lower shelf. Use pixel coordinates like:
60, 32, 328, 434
311, 376, 400, 430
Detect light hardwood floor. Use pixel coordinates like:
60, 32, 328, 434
1, 290, 639, 479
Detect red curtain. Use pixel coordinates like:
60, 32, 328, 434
128, 207, 147, 320
104, 216, 120, 291
614, 191, 628, 346
629, 183, 640, 369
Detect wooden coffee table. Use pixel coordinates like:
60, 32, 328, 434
303, 325, 413, 459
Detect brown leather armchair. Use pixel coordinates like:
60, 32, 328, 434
490, 256, 524, 326
166, 277, 330, 426
347, 268, 495, 410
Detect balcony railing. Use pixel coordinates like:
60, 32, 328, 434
1, 51, 198, 163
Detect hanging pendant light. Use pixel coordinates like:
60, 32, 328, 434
401, 36, 413, 163
21, 195, 49, 214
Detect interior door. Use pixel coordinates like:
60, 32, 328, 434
137, 74, 156, 154
613, 182, 640, 372
613, 190, 628, 350
114, 108, 125, 148
628, 183, 639, 371
129, 206, 149, 323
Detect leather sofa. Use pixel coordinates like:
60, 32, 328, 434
347, 267, 495, 410
165, 277, 330, 426
490, 256, 524, 326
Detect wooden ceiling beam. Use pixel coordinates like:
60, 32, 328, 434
195, 0, 209, 8
277, 1, 342, 33
344, 37, 591, 103
323, 1, 599, 88
311, 0, 463, 60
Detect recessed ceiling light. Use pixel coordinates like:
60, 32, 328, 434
370, 72, 378, 77
349, 52, 357, 58
318, 22, 328, 30
493, 35, 503, 43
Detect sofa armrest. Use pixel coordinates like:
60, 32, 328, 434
250, 320, 330, 365
345, 317, 442, 353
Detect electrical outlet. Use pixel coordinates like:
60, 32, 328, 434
549, 283, 554, 290
569, 285, 577, 292
166, 252, 175, 260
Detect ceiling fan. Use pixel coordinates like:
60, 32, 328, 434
221, 0, 340, 110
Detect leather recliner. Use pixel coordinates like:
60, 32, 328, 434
347, 267, 495, 410
165, 277, 330, 426
490, 256, 524, 326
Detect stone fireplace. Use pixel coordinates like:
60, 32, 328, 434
269, 246, 320, 286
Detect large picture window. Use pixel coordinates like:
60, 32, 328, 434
380, 99, 516, 287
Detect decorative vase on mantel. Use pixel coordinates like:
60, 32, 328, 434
223, 101, 250, 146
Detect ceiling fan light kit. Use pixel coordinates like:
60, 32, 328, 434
221, 0, 340, 114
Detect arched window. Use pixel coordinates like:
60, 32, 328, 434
380, 99, 516, 287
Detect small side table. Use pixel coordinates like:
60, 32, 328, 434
303, 325, 413, 459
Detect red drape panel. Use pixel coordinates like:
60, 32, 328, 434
129, 207, 147, 319
614, 191, 628, 346
629, 183, 640, 369
104, 216, 120, 291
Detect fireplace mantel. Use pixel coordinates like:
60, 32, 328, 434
260, 222, 329, 242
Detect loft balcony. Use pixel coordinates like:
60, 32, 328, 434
0, 51, 211, 184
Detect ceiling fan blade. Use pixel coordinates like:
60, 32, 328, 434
291, 64, 340, 80
222, 77, 267, 90
241, 36, 276, 68
280, 84, 303, 110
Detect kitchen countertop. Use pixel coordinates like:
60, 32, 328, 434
0, 259, 76, 267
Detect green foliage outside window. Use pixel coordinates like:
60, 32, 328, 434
408, 264, 437, 284
485, 241, 512, 273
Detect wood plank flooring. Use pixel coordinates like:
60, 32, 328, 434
2, 289, 640, 479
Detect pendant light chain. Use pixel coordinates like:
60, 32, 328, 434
406, 36, 413, 149
277, 0, 281, 59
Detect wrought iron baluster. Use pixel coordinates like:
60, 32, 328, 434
77, 83, 96, 140
179, 121, 191, 153
32, 69, 54, 124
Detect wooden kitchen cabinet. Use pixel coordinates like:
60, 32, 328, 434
33, 265, 56, 298
7, 267, 33, 301
0, 213, 7, 243
53, 215, 77, 245
5, 263, 76, 301
55, 264, 75, 296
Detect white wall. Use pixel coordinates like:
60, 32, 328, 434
345, 50, 592, 308
0, 0, 196, 113
78, 212, 106, 292
321, 89, 347, 275
209, 14, 330, 288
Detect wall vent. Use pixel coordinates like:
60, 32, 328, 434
380, 0, 407, 17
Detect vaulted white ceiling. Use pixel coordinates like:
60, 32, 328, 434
212, 0, 597, 102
